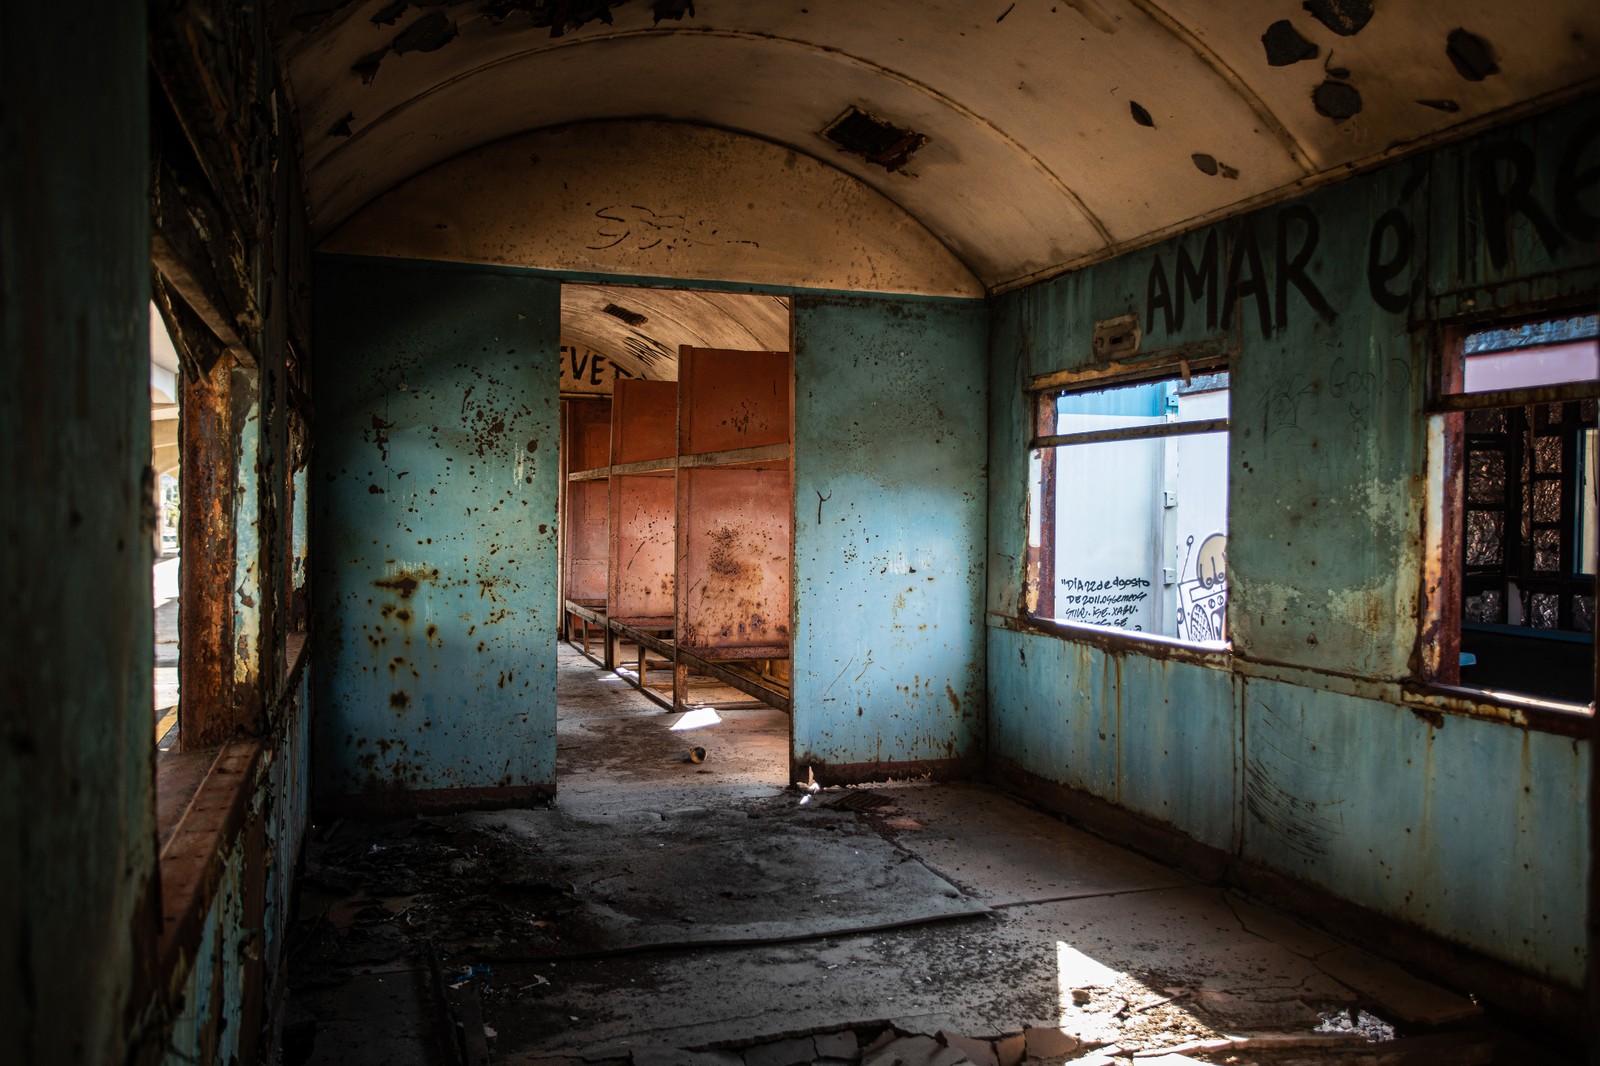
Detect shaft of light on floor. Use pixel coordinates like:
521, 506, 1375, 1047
670, 708, 723, 731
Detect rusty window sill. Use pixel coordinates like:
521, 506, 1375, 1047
155, 737, 262, 979
155, 632, 306, 846
150, 633, 307, 985
1400, 682, 1594, 738
993, 611, 1595, 738
989, 611, 1234, 671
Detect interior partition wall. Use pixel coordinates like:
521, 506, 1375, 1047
673, 347, 794, 711
561, 397, 611, 661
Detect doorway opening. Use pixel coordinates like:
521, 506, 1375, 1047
554, 283, 794, 792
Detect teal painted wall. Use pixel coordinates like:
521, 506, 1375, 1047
313, 256, 561, 800
163, 671, 310, 1066
792, 294, 989, 781
0, 7, 157, 1062
987, 98, 1597, 986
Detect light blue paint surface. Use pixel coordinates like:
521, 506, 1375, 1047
1242, 678, 1588, 985
985, 96, 1597, 985
986, 627, 1238, 850
791, 294, 989, 776
313, 256, 560, 796
1112, 651, 1240, 851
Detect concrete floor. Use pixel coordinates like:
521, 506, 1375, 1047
282, 644, 1568, 1066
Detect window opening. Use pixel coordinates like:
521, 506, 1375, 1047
1027, 368, 1230, 646
151, 301, 182, 750
1432, 313, 1597, 707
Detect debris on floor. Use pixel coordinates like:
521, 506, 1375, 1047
281, 645, 1577, 1066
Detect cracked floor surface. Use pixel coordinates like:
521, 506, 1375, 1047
281, 644, 1571, 1065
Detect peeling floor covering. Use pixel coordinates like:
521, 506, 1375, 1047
282, 645, 1572, 1066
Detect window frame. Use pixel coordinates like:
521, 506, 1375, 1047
1023, 351, 1233, 656
1417, 310, 1598, 718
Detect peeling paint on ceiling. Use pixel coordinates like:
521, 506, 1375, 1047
280, 0, 1600, 291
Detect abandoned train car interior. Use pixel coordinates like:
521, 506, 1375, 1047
4, 1, 1600, 1063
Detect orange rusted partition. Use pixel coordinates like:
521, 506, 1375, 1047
566, 397, 611, 472
678, 347, 791, 455
562, 399, 611, 608
609, 474, 676, 626
608, 380, 676, 626
677, 465, 793, 656
611, 378, 677, 463
564, 481, 610, 603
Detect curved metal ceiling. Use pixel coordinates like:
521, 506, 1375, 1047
561, 285, 790, 379
280, 0, 1600, 290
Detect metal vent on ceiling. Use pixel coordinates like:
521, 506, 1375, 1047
821, 106, 927, 173
602, 303, 648, 326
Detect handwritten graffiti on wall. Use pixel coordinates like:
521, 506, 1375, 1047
1145, 204, 1337, 343
560, 344, 638, 395
1139, 113, 1600, 342
1056, 574, 1152, 629
1175, 532, 1227, 643
1369, 113, 1600, 308
587, 205, 762, 255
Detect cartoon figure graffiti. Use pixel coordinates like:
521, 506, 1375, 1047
1176, 532, 1227, 643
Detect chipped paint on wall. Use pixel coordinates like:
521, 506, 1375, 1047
312, 256, 560, 800
791, 293, 989, 783
163, 671, 311, 1065
1240, 677, 1586, 985
986, 97, 1598, 987
233, 370, 264, 719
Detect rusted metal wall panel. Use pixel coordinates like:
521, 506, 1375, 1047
562, 399, 610, 606
182, 360, 241, 747
986, 629, 1120, 798
1241, 677, 1588, 987
312, 256, 560, 799
1427, 105, 1600, 319
608, 380, 676, 625
567, 398, 612, 471
985, 96, 1598, 986
565, 481, 610, 604
163, 672, 310, 1066
791, 294, 989, 783
677, 466, 793, 654
609, 475, 676, 625
987, 627, 1240, 852
611, 378, 676, 464
679, 347, 790, 454
1225, 163, 1426, 679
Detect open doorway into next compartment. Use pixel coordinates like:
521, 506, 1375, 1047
556, 284, 794, 786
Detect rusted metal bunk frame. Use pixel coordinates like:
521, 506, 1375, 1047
563, 599, 610, 668
607, 619, 679, 711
